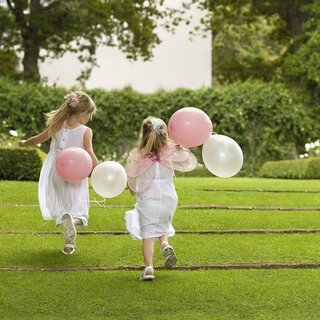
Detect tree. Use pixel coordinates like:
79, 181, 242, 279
1, 0, 182, 82
0, 6, 20, 78
186, 0, 313, 84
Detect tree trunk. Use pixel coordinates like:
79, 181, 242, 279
22, 38, 40, 82
211, 29, 216, 87
285, 3, 310, 37
21, 0, 41, 82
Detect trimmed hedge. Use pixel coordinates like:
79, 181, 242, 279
0, 148, 43, 181
259, 157, 320, 179
0, 79, 315, 175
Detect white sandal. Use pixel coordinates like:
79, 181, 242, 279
140, 266, 155, 281
62, 243, 75, 255
62, 214, 76, 243
161, 241, 177, 268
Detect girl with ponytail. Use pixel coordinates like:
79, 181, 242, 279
20, 91, 98, 255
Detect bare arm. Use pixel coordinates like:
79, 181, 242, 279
19, 129, 50, 147
83, 128, 99, 169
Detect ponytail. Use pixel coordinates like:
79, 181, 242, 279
137, 117, 168, 156
45, 102, 69, 138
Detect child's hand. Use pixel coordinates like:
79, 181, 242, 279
19, 140, 26, 147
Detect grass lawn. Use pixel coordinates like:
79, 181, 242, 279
1, 177, 320, 319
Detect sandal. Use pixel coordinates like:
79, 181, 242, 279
62, 214, 76, 243
140, 266, 155, 281
161, 242, 177, 268
62, 243, 75, 255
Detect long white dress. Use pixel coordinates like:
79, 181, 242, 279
38, 125, 90, 225
125, 144, 197, 240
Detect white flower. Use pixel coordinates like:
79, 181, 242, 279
37, 143, 41, 147
305, 143, 311, 151
9, 130, 18, 137
304, 153, 309, 158
299, 154, 304, 159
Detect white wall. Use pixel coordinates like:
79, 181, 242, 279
40, 2, 211, 93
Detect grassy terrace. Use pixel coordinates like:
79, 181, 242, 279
1, 177, 320, 319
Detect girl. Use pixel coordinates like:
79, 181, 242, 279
20, 91, 98, 255
125, 116, 197, 280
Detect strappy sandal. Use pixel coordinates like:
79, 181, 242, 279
62, 214, 76, 243
161, 242, 177, 268
140, 266, 155, 281
62, 243, 75, 255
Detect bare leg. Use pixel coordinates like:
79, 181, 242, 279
159, 235, 169, 250
143, 238, 155, 275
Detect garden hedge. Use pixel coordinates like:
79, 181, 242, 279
259, 157, 320, 179
0, 78, 315, 176
0, 148, 43, 181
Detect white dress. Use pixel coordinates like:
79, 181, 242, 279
125, 144, 197, 240
38, 125, 90, 225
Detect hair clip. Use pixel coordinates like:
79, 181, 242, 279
64, 92, 79, 108
149, 118, 165, 135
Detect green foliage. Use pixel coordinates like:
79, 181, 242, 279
282, 2, 320, 108
210, 6, 285, 84
0, 79, 314, 175
259, 157, 320, 179
0, 148, 43, 181
1, 0, 183, 81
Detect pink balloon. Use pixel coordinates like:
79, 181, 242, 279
168, 107, 213, 147
55, 147, 92, 182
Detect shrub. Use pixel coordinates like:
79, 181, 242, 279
0, 148, 43, 181
259, 157, 320, 179
0, 79, 314, 176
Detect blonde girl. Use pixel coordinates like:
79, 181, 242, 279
125, 116, 197, 280
20, 91, 98, 255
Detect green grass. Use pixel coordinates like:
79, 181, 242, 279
2, 270, 320, 320
2, 207, 320, 232
1, 177, 320, 319
2, 177, 320, 205
1, 233, 320, 267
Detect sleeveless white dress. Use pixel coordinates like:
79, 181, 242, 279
38, 125, 90, 225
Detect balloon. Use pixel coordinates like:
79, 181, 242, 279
55, 147, 92, 182
168, 107, 212, 148
202, 134, 243, 178
91, 161, 127, 198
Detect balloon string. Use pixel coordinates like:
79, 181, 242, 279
78, 197, 107, 207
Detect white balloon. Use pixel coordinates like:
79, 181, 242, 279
202, 134, 243, 178
91, 161, 127, 198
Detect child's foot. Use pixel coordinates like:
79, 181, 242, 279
140, 266, 155, 281
62, 214, 76, 255
161, 241, 177, 268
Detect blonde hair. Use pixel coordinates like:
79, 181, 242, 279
137, 116, 168, 156
45, 91, 96, 137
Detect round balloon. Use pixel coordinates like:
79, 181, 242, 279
55, 147, 92, 182
91, 161, 127, 198
168, 107, 212, 148
202, 134, 243, 178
